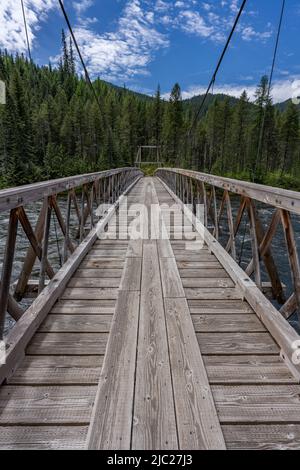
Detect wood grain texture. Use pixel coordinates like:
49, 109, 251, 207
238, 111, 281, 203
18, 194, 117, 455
0, 426, 88, 450
204, 356, 297, 385
39, 315, 112, 333
197, 333, 279, 355
27, 332, 109, 355
61, 288, 118, 300
120, 257, 142, 291
74, 269, 123, 278
185, 287, 242, 300
68, 278, 120, 288
182, 278, 235, 288
179, 268, 229, 278
132, 242, 178, 450
159, 257, 185, 298
51, 299, 116, 314
127, 239, 143, 258
213, 385, 300, 423
0, 386, 96, 424
87, 291, 140, 450
8, 356, 102, 385
188, 300, 253, 314
223, 424, 300, 450
165, 298, 226, 449
192, 314, 266, 333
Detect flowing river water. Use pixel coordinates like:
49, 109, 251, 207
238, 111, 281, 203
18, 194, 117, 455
0, 196, 300, 335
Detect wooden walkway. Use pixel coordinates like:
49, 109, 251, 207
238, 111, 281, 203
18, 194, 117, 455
0, 177, 300, 450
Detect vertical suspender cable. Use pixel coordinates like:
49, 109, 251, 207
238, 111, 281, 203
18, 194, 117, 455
20, 0, 32, 62
187, 0, 248, 137
253, 0, 286, 179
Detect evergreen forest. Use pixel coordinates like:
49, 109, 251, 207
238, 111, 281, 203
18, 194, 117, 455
0, 32, 299, 189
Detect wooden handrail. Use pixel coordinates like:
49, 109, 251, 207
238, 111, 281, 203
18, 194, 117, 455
156, 168, 300, 323
156, 168, 300, 215
0, 168, 136, 212
0, 167, 143, 338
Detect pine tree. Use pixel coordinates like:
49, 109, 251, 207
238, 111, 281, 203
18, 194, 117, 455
280, 101, 299, 173
163, 83, 183, 164
231, 91, 250, 173
153, 85, 162, 146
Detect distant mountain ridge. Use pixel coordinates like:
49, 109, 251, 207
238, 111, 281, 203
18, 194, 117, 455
100, 79, 299, 113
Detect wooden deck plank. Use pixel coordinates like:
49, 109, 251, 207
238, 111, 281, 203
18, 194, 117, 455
197, 333, 279, 355
0, 386, 96, 424
127, 239, 143, 258
165, 298, 226, 449
204, 356, 298, 385
27, 333, 109, 355
188, 300, 254, 314
213, 385, 300, 423
68, 278, 120, 288
177, 261, 223, 269
132, 242, 178, 450
182, 278, 235, 288
179, 268, 229, 278
87, 291, 140, 450
61, 288, 118, 300
39, 315, 112, 333
8, 356, 102, 385
87, 250, 127, 257
192, 314, 266, 333
74, 269, 123, 278
159, 257, 185, 298
185, 287, 242, 300
223, 424, 300, 450
80, 260, 124, 269
120, 257, 142, 291
51, 299, 115, 315
0, 426, 88, 450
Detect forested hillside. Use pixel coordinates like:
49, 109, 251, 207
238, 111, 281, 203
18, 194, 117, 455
0, 33, 299, 189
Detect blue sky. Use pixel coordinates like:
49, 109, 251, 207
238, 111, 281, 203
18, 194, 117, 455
1, 0, 300, 102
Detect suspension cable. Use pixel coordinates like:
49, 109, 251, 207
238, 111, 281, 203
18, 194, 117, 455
187, 0, 247, 137
58, 0, 104, 117
253, 0, 286, 179
20, 0, 32, 61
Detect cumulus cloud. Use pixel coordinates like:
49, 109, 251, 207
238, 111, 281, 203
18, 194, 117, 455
0, 0, 57, 54
72, 0, 94, 15
177, 10, 213, 38
71, 0, 169, 81
179, 77, 300, 104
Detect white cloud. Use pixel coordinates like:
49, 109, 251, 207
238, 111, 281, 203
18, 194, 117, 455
179, 77, 300, 104
73, 0, 94, 15
71, 0, 169, 81
0, 0, 57, 54
240, 25, 273, 42
177, 10, 213, 38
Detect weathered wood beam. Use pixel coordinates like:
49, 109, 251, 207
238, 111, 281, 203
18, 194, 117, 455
16, 206, 54, 281
51, 196, 75, 254
0, 209, 18, 339
14, 200, 47, 302
246, 199, 261, 289
156, 168, 300, 215
0, 168, 141, 212
245, 208, 284, 304
280, 293, 297, 320
280, 209, 300, 323
38, 199, 52, 294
